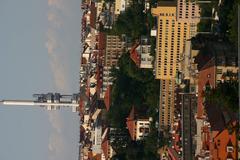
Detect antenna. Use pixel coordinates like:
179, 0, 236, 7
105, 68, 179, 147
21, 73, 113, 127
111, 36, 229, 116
0, 92, 80, 112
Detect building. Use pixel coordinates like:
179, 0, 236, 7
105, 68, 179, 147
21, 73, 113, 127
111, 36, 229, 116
126, 107, 151, 141
138, 37, 153, 69
205, 103, 238, 160
151, 0, 200, 130
101, 35, 125, 98
114, 0, 126, 15
101, 128, 116, 160
129, 37, 153, 69
104, 35, 125, 67
114, 0, 132, 16
191, 39, 239, 159
177, 0, 200, 22
180, 93, 197, 160
178, 40, 199, 91
196, 45, 238, 119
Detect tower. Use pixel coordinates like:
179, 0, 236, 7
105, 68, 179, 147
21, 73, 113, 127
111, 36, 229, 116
0, 92, 80, 112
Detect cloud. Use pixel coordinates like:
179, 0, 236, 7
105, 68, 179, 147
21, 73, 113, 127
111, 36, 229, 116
48, 12, 63, 28
46, 0, 71, 159
48, 132, 65, 160
45, 29, 58, 54
48, 112, 62, 133
45, 29, 69, 92
48, 0, 64, 10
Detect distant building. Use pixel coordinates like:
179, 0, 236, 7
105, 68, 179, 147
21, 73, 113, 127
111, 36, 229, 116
126, 107, 151, 140
104, 35, 125, 67
151, 0, 200, 131
101, 35, 125, 98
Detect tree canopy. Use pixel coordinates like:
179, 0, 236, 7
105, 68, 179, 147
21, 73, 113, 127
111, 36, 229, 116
111, 1, 147, 40
205, 81, 239, 112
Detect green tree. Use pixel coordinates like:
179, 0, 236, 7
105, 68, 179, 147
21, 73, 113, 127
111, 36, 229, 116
205, 81, 239, 112
112, 2, 147, 39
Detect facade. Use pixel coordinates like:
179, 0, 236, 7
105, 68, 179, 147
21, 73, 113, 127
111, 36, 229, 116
138, 37, 153, 69
104, 35, 125, 67
151, 1, 200, 130
177, 0, 200, 38
130, 37, 153, 68
101, 35, 125, 98
177, 0, 200, 22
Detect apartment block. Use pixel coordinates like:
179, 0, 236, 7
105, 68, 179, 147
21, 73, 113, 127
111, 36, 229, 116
104, 35, 125, 67
101, 35, 125, 98
152, 1, 200, 130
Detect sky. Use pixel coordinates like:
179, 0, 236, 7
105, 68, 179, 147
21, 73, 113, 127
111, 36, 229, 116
0, 0, 81, 160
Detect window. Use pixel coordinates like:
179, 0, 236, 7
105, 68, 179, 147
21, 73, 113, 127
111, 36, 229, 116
217, 69, 222, 74
227, 146, 234, 152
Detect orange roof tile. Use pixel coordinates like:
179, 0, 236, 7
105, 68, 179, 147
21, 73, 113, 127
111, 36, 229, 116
210, 128, 237, 160
167, 147, 179, 160
126, 107, 136, 140
102, 139, 109, 159
197, 65, 216, 118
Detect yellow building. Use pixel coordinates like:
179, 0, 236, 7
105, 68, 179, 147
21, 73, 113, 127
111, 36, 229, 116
152, 1, 199, 130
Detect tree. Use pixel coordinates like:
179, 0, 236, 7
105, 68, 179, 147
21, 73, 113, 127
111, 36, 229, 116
107, 52, 161, 159
205, 81, 239, 112
112, 2, 147, 40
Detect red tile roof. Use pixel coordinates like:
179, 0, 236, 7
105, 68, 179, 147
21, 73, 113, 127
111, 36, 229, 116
96, 65, 103, 97
98, 32, 106, 51
104, 85, 111, 111
90, 2, 96, 28
102, 139, 109, 159
167, 147, 180, 160
126, 107, 136, 140
210, 127, 237, 160
197, 65, 216, 118
130, 44, 140, 67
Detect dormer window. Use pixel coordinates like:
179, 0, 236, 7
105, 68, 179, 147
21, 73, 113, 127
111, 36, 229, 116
227, 146, 234, 152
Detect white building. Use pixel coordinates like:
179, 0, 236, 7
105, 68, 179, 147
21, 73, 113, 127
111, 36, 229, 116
126, 107, 151, 141
135, 119, 150, 140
